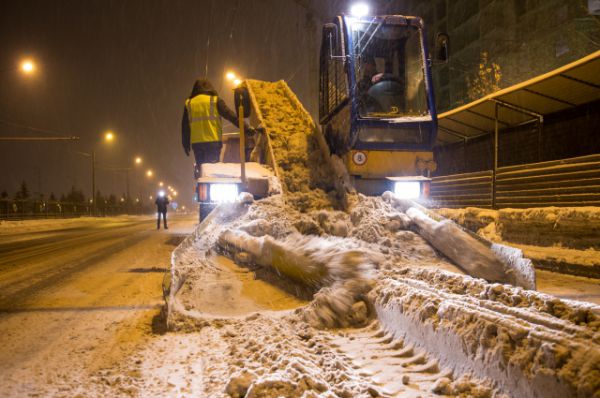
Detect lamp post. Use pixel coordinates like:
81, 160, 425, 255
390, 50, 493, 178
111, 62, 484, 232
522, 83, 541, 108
74, 131, 116, 216
72, 150, 96, 215
92, 151, 96, 215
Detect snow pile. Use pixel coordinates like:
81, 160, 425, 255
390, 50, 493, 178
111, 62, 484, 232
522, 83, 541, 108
498, 207, 600, 250
437, 206, 600, 277
388, 196, 536, 289
438, 206, 600, 250
247, 80, 339, 212
167, 80, 600, 397
169, 192, 600, 397
437, 207, 499, 232
372, 267, 600, 398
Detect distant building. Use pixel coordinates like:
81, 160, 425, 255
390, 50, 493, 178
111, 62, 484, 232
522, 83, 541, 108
407, 0, 600, 111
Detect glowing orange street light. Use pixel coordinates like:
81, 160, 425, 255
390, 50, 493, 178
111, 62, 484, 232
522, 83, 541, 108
233, 78, 242, 87
134, 156, 142, 165
159, 181, 164, 187
20, 59, 36, 75
146, 170, 153, 177
104, 131, 115, 142
225, 71, 236, 81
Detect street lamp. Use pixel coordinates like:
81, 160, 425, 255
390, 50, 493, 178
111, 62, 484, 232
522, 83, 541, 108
146, 170, 153, 177
20, 59, 36, 75
225, 71, 236, 81
159, 181, 164, 187
134, 156, 142, 165
75, 130, 116, 216
233, 78, 242, 87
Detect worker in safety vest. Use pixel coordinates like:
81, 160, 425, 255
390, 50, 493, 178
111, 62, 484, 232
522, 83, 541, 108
181, 78, 257, 167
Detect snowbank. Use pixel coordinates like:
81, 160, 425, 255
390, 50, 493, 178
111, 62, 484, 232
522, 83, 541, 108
438, 207, 600, 278
438, 206, 600, 250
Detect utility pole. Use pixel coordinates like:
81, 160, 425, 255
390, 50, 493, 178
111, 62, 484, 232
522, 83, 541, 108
125, 168, 130, 203
72, 150, 97, 216
92, 151, 96, 216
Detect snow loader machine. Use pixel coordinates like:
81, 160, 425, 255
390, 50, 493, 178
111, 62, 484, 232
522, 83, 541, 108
319, 13, 445, 200
189, 14, 535, 290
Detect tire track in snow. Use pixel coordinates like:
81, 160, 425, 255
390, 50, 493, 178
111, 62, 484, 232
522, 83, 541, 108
319, 322, 484, 397
0, 225, 151, 310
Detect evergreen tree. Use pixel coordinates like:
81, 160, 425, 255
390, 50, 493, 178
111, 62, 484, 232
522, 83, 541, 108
95, 190, 104, 205
15, 181, 30, 200
66, 186, 85, 203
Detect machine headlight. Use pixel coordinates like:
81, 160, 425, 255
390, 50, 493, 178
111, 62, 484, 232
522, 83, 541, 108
394, 181, 421, 199
209, 184, 239, 203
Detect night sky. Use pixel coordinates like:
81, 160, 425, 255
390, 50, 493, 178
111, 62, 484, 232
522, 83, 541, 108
0, 0, 407, 207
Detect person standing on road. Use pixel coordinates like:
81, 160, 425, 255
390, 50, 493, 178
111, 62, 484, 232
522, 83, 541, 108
155, 191, 169, 230
181, 78, 257, 170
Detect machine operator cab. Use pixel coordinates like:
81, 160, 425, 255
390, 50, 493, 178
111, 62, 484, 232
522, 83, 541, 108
319, 13, 439, 199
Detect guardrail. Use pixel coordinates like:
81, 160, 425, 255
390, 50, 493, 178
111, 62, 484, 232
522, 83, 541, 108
430, 154, 600, 208
0, 199, 149, 220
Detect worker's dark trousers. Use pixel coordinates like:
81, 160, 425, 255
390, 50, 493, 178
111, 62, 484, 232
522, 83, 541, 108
157, 211, 167, 229
192, 142, 222, 167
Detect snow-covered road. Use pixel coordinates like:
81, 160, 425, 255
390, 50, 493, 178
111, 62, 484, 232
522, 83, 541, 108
0, 215, 196, 396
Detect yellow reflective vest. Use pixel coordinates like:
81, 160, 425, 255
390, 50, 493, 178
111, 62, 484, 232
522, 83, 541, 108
185, 94, 223, 144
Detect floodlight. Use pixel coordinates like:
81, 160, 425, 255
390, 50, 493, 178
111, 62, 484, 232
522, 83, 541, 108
210, 183, 238, 203
394, 181, 421, 199
350, 3, 369, 17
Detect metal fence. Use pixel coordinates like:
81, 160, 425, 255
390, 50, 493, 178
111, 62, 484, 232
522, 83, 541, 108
0, 199, 150, 220
430, 154, 600, 208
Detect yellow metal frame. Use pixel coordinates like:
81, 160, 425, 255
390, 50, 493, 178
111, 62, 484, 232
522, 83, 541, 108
345, 150, 433, 178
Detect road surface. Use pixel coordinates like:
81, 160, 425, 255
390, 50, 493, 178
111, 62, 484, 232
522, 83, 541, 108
0, 215, 197, 397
